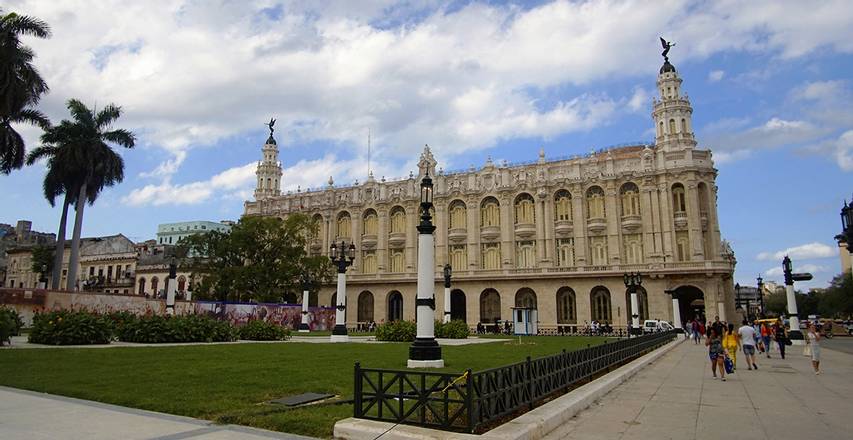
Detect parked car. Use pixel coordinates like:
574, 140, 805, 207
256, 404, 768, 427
642, 320, 673, 333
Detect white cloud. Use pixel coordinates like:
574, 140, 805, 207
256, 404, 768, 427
123, 162, 256, 206
708, 70, 725, 82
756, 242, 837, 261
627, 87, 651, 113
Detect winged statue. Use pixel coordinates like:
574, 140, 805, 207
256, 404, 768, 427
660, 37, 675, 62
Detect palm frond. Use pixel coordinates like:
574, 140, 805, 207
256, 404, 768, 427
3, 12, 51, 39
25, 144, 56, 165
15, 107, 51, 129
94, 104, 122, 129
103, 128, 135, 148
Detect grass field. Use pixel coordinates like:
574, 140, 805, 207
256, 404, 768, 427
0, 335, 607, 438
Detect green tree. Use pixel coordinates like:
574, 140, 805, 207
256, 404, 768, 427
30, 244, 53, 282
0, 9, 51, 173
182, 214, 333, 303
36, 99, 135, 290
764, 289, 787, 316
818, 273, 853, 318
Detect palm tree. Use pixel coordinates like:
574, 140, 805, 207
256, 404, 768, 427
36, 99, 134, 290
0, 9, 51, 174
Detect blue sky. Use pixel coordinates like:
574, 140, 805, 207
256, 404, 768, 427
3, 0, 852, 290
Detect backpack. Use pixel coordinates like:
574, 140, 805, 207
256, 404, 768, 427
723, 355, 734, 374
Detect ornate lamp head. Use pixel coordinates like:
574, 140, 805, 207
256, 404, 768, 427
420, 172, 433, 205
347, 243, 356, 262
329, 242, 338, 261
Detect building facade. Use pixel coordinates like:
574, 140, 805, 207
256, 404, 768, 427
156, 221, 233, 245
244, 58, 737, 332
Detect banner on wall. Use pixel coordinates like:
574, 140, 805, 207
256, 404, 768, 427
193, 301, 336, 331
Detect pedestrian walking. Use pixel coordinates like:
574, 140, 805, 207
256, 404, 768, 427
761, 322, 772, 358
723, 323, 739, 370
806, 323, 821, 375
738, 320, 759, 370
706, 326, 726, 381
773, 319, 788, 360
692, 320, 701, 344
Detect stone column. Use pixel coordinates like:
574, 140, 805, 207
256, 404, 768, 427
571, 187, 587, 264
686, 182, 705, 260
500, 197, 512, 268
657, 183, 674, 261
467, 198, 479, 272
377, 210, 388, 272
536, 195, 546, 264
434, 203, 447, 268
605, 186, 620, 266
406, 204, 417, 272
640, 186, 657, 260
543, 192, 555, 266
672, 297, 682, 330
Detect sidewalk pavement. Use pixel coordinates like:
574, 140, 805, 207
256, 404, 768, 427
0, 386, 317, 440
543, 338, 853, 440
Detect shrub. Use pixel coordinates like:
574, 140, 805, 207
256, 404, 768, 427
29, 310, 113, 345
116, 314, 236, 343
435, 319, 469, 339
375, 320, 416, 342
237, 320, 291, 341
0, 307, 24, 343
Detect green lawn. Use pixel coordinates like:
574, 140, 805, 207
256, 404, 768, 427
0, 335, 607, 438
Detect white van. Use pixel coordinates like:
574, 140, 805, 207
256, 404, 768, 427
642, 320, 673, 333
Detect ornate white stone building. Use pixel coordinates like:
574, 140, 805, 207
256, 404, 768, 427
244, 58, 737, 332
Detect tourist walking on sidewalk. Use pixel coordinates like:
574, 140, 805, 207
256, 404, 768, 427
773, 319, 788, 360
692, 320, 701, 344
761, 322, 772, 358
706, 326, 726, 381
723, 323, 739, 370
738, 320, 759, 370
807, 323, 821, 375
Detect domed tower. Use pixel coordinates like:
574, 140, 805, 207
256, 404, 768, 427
254, 119, 283, 200
652, 39, 697, 152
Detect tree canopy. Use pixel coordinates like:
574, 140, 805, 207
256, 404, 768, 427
181, 214, 333, 303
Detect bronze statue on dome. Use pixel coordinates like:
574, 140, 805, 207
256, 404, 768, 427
660, 37, 675, 62
265, 118, 276, 136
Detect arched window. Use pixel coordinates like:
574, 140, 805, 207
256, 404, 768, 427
589, 236, 607, 266
514, 193, 535, 224
336, 212, 352, 238
554, 190, 572, 221
659, 121, 664, 136
620, 182, 640, 217
515, 288, 537, 309
672, 184, 686, 213
138, 277, 146, 295
390, 207, 406, 234
358, 291, 374, 322
681, 118, 688, 133
389, 251, 405, 273
388, 291, 403, 321
151, 277, 159, 295
556, 287, 576, 324
669, 118, 676, 133
623, 234, 643, 264
480, 197, 500, 227
480, 289, 501, 323
556, 238, 574, 267
362, 251, 377, 274
449, 245, 467, 271
481, 243, 501, 269
515, 241, 536, 268
449, 200, 467, 229
591, 287, 612, 322
586, 186, 605, 219
676, 233, 690, 261
177, 275, 186, 292
363, 209, 378, 236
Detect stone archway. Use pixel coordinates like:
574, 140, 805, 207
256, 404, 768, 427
358, 291, 374, 322
387, 291, 403, 321
673, 285, 705, 323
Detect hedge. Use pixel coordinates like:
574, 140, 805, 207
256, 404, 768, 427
375, 320, 417, 342
238, 319, 291, 341
29, 310, 113, 345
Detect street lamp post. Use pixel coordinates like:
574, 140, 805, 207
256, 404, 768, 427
757, 275, 765, 317
408, 172, 444, 368
299, 274, 313, 333
623, 272, 642, 336
841, 199, 853, 280
330, 241, 355, 342
443, 264, 452, 324
782, 255, 812, 341
166, 256, 177, 316
735, 282, 742, 317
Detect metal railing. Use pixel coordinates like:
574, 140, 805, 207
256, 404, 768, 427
353, 330, 676, 433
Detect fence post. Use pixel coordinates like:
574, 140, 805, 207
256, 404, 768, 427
466, 369, 475, 433
353, 362, 362, 417
526, 356, 534, 411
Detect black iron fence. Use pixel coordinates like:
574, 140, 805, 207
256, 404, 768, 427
353, 331, 676, 433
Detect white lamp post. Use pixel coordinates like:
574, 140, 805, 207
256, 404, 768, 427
166, 256, 177, 316
330, 241, 355, 342
299, 274, 312, 333
624, 272, 642, 337
443, 264, 452, 324
408, 172, 444, 368
782, 255, 811, 341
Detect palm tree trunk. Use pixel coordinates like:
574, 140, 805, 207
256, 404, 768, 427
50, 193, 71, 289
66, 182, 87, 291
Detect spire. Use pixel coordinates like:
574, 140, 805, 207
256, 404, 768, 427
254, 120, 283, 200
652, 39, 696, 152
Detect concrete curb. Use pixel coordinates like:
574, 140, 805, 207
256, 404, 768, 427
334, 337, 686, 440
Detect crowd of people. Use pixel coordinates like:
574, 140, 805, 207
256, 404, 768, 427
685, 316, 823, 381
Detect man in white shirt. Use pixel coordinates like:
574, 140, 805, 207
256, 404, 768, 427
738, 320, 759, 370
